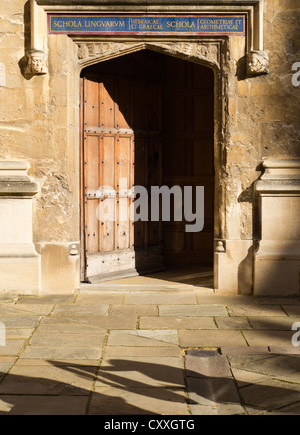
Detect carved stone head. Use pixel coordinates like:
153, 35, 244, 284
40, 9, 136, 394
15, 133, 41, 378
247, 50, 269, 76
26, 50, 47, 75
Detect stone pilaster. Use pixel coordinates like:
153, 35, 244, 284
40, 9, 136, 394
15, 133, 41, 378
254, 159, 300, 297
0, 162, 41, 294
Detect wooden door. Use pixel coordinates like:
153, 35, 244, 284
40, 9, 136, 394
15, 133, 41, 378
81, 55, 163, 282
162, 57, 215, 265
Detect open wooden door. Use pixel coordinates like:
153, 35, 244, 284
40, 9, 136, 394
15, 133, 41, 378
81, 56, 164, 282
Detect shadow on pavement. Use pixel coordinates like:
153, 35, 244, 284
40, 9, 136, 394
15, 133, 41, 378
0, 356, 300, 414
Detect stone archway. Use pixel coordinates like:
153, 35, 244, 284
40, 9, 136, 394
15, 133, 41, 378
77, 41, 226, 284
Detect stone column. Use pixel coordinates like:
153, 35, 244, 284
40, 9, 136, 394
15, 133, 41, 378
254, 159, 300, 297
0, 162, 41, 294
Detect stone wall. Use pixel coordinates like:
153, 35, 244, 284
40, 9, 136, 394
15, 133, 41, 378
0, 0, 299, 294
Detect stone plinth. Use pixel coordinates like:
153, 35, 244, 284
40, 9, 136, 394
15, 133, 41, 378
0, 162, 41, 294
254, 159, 300, 297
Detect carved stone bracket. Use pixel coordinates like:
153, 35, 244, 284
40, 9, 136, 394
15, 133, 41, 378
25, 49, 48, 75
247, 50, 269, 76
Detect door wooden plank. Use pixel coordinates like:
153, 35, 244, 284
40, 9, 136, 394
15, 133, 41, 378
100, 79, 115, 129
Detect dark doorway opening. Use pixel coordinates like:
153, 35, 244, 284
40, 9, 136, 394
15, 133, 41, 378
81, 50, 214, 285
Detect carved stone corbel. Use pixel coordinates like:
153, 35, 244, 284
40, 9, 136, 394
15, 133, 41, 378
25, 49, 48, 75
247, 50, 269, 76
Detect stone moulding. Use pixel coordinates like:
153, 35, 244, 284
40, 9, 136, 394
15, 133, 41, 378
0, 161, 39, 197
77, 41, 222, 70
256, 159, 300, 193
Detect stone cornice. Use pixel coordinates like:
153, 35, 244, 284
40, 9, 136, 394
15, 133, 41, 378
0, 162, 39, 197
256, 159, 300, 194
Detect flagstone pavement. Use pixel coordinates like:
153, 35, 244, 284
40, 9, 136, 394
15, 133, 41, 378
0, 283, 300, 415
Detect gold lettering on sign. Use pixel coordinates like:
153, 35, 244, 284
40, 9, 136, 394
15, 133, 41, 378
167, 21, 196, 29
84, 20, 125, 28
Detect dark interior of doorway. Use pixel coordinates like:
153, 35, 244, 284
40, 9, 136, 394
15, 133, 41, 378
81, 50, 214, 287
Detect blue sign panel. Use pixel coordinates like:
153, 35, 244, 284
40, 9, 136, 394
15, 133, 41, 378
48, 14, 246, 36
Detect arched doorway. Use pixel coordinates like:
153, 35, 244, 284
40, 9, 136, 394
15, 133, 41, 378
80, 50, 215, 284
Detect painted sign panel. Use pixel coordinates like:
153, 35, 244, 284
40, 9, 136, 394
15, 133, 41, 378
48, 14, 246, 36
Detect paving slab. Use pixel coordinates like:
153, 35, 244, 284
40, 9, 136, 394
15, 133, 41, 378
0, 296, 19, 305
110, 305, 158, 316
187, 377, 242, 407
234, 354, 300, 377
195, 295, 258, 306
107, 330, 178, 347
37, 320, 106, 334
0, 315, 41, 329
0, 306, 40, 316
242, 331, 294, 347
139, 316, 217, 330
0, 363, 97, 395
0, 340, 26, 357
81, 315, 138, 330
17, 295, 74, 305
89, 387, 189, 415
185, 350, 232, 379
50, 304, 109, 317
221, 346, 270, 355
75, 294, 124, 305
215, 317, 252, 330
124, 293, 197, 305
178, 330, 247, 348
281, 305, 300, 317
14, 359, 100, 367
239, 379, 300, 412
159, 305, 228, 317
20, 346, 103, 361
269, 346, 300, 355
10, 304, 54, 316
29, 332, 105, 347
5, 329, 34, 339
227, 354, 274, 366
95, 356, 185, 388
47, 312, 137, 329
231, 368, 271, 387
0, 358, 15, 375
189, 403, 245, 415
256, 298, 300, 306
227, 305, 286, 317
0, 395, 88, 415
248, 317, 295, 331
275, 402, 300, 415
104, 346, 182, 357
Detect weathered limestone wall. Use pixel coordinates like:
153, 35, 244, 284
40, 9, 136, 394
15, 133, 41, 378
0, 0, 299, 294
219, 0, 300, 294
0, 0, 80, 292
